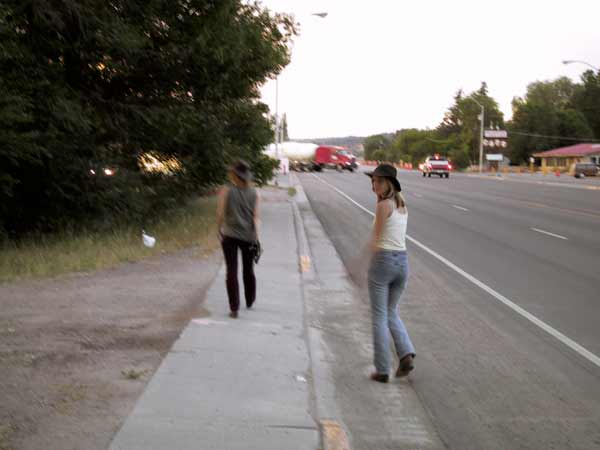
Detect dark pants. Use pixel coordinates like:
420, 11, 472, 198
221, 236, 256, 312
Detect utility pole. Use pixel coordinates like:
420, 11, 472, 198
471, 98, 485, 173
275, 77, 279, 160
273, 13, 327, 164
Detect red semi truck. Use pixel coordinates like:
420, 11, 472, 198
291, 145, 357, 172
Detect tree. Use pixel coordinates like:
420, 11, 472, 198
437, 90, 464, 137
572, 70, 600, 139
508, 77, 593, 163
0, 0, 296, 235
437, 82, 504, 164
372, 148, 389, 162
390, 129, 436, 165
371, 83, 504, 170
363, 134, 392, 160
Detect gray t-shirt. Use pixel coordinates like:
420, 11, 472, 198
222, 185, 257, 243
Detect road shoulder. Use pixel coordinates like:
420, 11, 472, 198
291, 173, 446, 450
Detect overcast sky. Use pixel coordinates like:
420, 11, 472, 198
258, 0, 600, 139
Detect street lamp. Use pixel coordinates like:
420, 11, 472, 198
562, 60, 599, 71
274, 12, 328, 162
471, 98, 485, 174
275, 77, 280, 159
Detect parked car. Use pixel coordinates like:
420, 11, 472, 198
573, 162, 599, 178
420, 155, 452, 178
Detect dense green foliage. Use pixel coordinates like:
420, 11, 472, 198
363, 134, 392, 161
0, 0, 295, 236
508, 76, 595, 163
365, 83, 504, 169
364, 73, 600, 168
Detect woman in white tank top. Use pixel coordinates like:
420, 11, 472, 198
365, 164, 415, 383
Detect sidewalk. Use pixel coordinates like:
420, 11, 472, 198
109, 174, 320, 450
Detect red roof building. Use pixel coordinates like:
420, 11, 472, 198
533, 143, 600, 170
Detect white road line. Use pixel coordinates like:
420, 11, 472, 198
531, 228, 568, 240
452, 205, 469, 212
310, 173, 600, 369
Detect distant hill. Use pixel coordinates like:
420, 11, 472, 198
294, 136, 366, 155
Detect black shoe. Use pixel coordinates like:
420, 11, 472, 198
370, 372, 389, 383
229, 311, 238, 319
396, 354, 414, 377
246, 302, 254, 309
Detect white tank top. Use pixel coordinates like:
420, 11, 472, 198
375, 207, 407, 251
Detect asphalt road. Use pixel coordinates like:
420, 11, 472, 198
297, 168, 600, 450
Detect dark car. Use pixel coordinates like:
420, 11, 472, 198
574, 162, 599, 178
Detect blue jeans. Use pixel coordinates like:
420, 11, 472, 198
368, 250, 414, 374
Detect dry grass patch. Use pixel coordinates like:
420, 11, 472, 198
52, 384, 88, 415
0, 423, 16, 450
0, 196, 218, 283
121, 368, 150, 380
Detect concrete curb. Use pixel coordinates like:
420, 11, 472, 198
291, 200, 315, 281
289, 173, 352, 450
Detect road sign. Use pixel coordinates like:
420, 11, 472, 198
483, 139, 508, 148
483, 129, 508, 153
484, 130, 508, 138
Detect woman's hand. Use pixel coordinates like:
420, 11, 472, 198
369, 240, 379, 253
347, 241, 372, 289
216, 186, 228, 229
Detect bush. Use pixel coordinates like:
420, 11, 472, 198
0, 1, 296, 237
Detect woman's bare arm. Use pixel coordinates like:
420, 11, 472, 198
253, 191, 261, 238
369, 200, 391, 252
216, 186, 228, 234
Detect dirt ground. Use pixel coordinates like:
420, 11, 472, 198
0, 248, 222, 450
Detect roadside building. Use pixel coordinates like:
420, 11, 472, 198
533, 143, 600, 172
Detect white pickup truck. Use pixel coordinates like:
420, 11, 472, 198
420, 155, 452, 178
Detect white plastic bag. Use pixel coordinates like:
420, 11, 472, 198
142, 230, 156, 248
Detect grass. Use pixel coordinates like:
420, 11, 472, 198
0, 196, 218, 284
53, 384, 88, 415
121, 368, 149, 380
287, 187, 297, 197
0, 423, 15, 450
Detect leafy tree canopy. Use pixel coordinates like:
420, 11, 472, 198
508, 77, 594, 163
0, 0, 297, 235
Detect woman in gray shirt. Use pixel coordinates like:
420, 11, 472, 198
216, 160, 260, 318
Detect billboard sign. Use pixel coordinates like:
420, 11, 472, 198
483, 129, 508, 150
484, 130, 508, 139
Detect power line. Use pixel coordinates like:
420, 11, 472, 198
509, 130, 600, 143
425, 137, 452, 144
